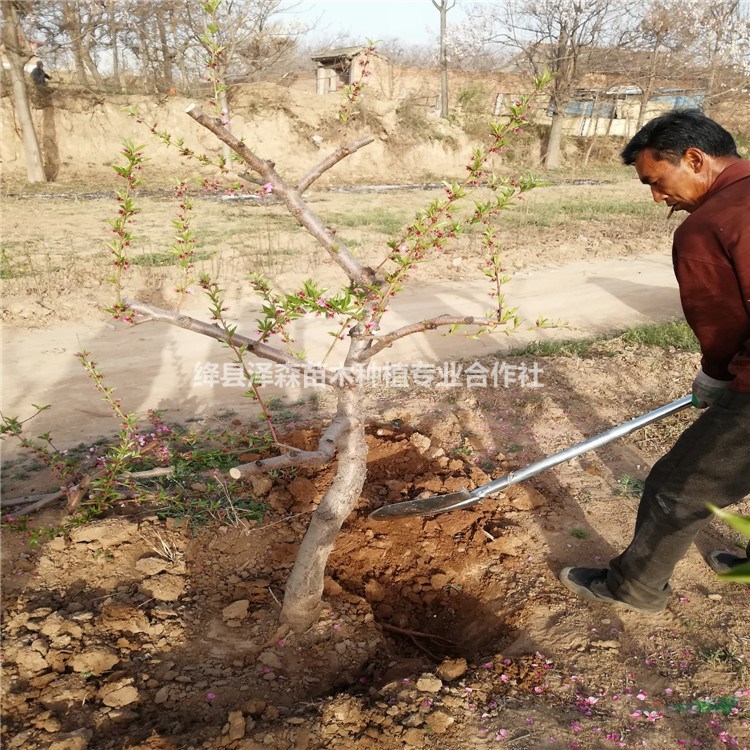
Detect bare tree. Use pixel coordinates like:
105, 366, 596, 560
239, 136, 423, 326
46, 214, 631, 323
59, 0, 106, 88
1, 0, 46, 183
689, 0, 750, 113
432, 0, 456, 118
462, 0, 620, 167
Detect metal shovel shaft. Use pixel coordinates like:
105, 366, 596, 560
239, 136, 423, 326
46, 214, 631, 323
369, 395, 692, 520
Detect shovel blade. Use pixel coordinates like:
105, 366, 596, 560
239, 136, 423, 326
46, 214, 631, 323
368, 488, 472, 520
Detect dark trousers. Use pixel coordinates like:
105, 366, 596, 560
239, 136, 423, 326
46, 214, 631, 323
607, 390, 750, 609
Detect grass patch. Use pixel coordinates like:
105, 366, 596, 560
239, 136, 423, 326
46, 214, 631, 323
502, 196, 663, 229
512, 320, 699, 358
619, 320, 699, 351
512, 338, 606, 358
615, 474, 646, 499
131, 250, 214, 267
322, 208, 409, 237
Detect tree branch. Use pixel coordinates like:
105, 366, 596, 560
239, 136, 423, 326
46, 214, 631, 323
296, 136, 375, 194
124, 298, 313, 371
3, 491, 65, 518
228, 415, 356, 480
361, 315, 480, 360
185, 105, 380, 290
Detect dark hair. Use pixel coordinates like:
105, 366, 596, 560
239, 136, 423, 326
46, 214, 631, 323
621, 109, 738, 165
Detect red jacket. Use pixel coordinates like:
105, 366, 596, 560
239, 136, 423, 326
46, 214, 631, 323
673, 160, 750, 392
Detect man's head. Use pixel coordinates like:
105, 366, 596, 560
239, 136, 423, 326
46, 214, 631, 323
36, 60, 44, 68
621, 109, 740, 214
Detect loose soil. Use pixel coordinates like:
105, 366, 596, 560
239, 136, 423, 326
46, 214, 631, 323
1, 95, 749, 750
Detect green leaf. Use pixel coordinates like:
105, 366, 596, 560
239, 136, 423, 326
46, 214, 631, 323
718, 561, 750, 583
708, 504, 750, 539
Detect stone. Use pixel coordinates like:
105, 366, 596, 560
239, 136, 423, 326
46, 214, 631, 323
98, 679, 139, 707
222, 600, 250, 622
287, 477, 318, 502
436, 657, 467, 682
364, 579, 386, 603
507, 484, 545, 510
99, 602, 150, 634
69, 520, 137, 548
48, 729, 93, 750
323, 577, 343, 596
14, 649, 49, 676
245, 698, 267, 716
250, 476, 273, 497
135, 557, 170, 576
228, 710, 246, 740
154, 686, 170, 704
40, 678, 88, 712
409, 432, 432, 454
415, 673, 443, 693
425, 710, 454, 734
430, 573, 449, 590
487, 536, 523, 556
402, 728, 425, 747
139, 574, 186, 602
69, 648, 119, 675
258, 650, 282, 670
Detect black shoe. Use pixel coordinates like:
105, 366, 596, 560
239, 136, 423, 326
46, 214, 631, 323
706, 550, 748, 575
558, 567, 665, 614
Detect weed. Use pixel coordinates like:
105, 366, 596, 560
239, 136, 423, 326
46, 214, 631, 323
620, 320, 699, 351
570, 528, 589, 539
615, 474, 645, 498
131, 250, 213, 267
510, 338, 603, 358
510, 320, 698, 358
321, 208, 408, 237
698, 644, 747, 676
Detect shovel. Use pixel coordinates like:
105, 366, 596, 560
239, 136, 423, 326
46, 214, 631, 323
368, 395, 692, 521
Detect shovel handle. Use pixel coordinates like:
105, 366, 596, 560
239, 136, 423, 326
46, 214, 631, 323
370, 395, 692, 519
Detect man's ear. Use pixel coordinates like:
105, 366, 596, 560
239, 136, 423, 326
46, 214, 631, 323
683, 147, 707, 173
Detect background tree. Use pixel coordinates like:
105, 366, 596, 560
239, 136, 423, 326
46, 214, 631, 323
461, 0, 620, 167
604, 1, 698, 131
688, 0, 750, 113
1, 0, 47, 183
432, 0, 455, 118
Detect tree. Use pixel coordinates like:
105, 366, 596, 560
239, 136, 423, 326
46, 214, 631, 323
687, 0, 750, 113
1, 0, 47, 183
184, 0, 301, 160
106, 46, 550, 630
432, 0, 456, 118
461, 0, 620, 168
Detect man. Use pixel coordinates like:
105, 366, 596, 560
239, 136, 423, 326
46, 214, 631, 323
559, 109, 750, 614
31, 60, 51, 87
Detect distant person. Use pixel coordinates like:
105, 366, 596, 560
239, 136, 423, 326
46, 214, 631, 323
31, 61, 51, 87
559, 109, 750, 614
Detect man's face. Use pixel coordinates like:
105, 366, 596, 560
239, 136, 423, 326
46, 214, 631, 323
634, 148, 710, 214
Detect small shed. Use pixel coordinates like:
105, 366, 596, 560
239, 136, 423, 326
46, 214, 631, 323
311, 45, 380, 94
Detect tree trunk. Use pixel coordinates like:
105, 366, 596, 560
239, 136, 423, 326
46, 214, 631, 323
62, 1, 90, 87
280, 387, 366, 632
438, 2, 449, 118
545, 108, 564, 168
156, 6, 173, 92
1, 2, 47, 183
218, 69, 232, 164
108, 0, 122, 90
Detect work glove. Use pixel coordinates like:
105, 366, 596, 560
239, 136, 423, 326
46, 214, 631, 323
691, 369, 731, 408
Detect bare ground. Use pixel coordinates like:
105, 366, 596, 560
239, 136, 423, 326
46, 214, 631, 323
2, 177, 749, 750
